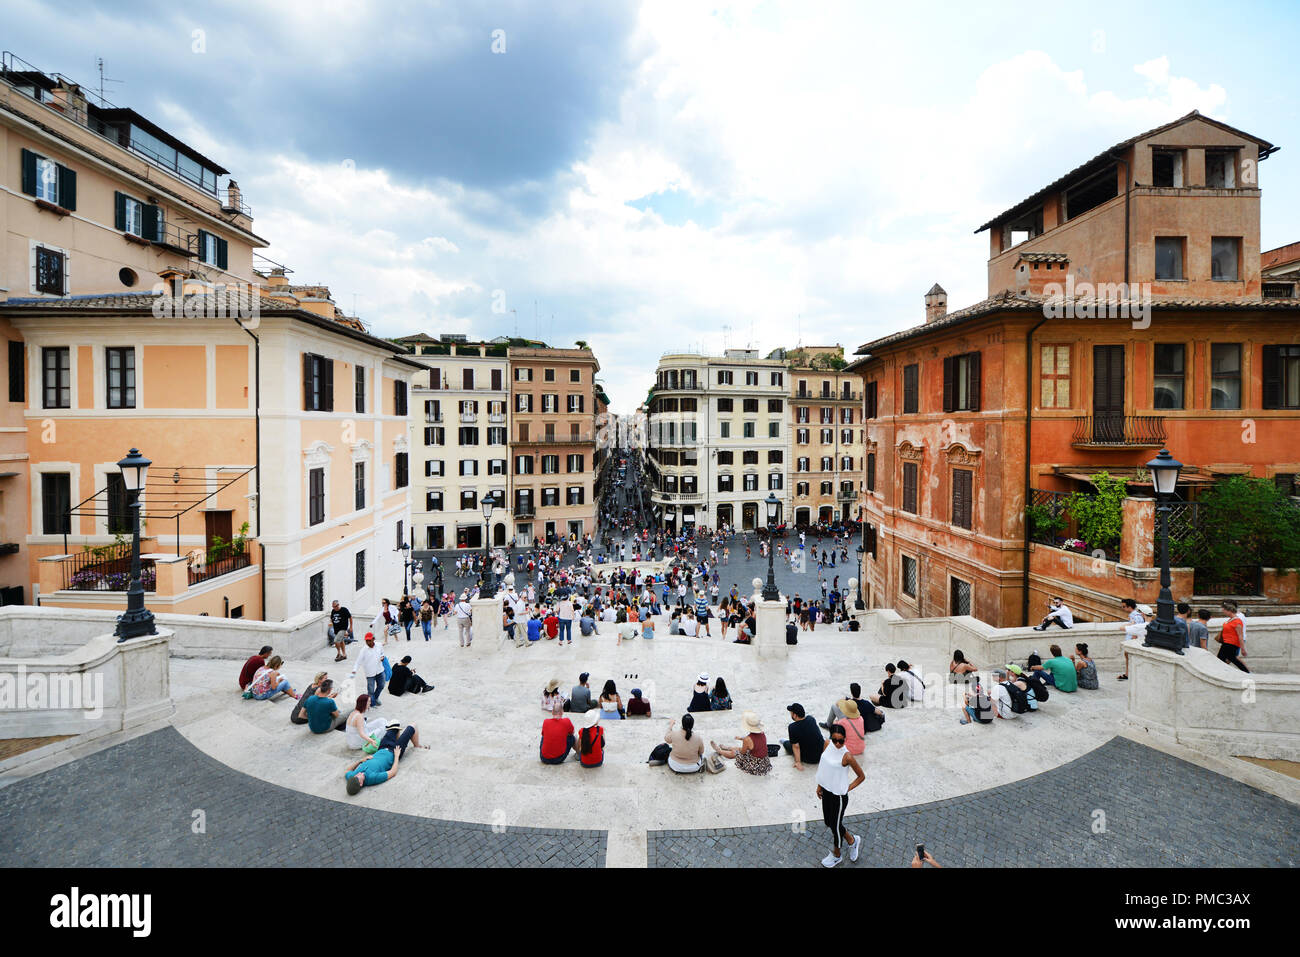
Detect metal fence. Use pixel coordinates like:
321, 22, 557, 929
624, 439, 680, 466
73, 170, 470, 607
187, 544, 253, 585
62, 540, 156, 592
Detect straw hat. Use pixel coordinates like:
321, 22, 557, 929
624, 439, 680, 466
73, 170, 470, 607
696, 672, 709, 685
740, 711, 764, 734
545, 678, 561, 693
838, 698, 861, 719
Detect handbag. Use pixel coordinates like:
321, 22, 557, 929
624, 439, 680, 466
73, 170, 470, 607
381, 656, 392, 682
705, 754, 726, 774
766, 743, 781, 757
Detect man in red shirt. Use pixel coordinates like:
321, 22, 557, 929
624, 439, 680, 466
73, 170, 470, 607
239, 646, 272, 691
540, 704, 577, 764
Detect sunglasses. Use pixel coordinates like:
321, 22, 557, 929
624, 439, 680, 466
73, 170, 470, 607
830, 737, 846, 745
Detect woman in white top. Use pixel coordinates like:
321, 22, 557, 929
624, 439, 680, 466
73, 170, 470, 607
814, 726, 864, 868
345, 693, 386, 750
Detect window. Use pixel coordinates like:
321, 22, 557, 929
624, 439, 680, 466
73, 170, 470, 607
841, 429, 853, 445
516, 455, 534, 475
105, 474, 130, 535
771, 371, 783, 387
567, 394, 584, 413
458, 427, 479, 445
840, 456, 853, 471
302, 354, 334, 412
42, 347, 70, 409
20, 149, 76, 209
717, 474, 734, 492
308, 468, 325, 526
745, 371, 758, 386
566, 454, 584, 473
821, 429, 833, 444
460, 490, 478, 511
395, 452, 409, 488
541, 487, 560, 507
34, 245, 66, 296
797, 457, 810, 472
866, 381, 878, 419
767, 398, 783, 414
196, 229, 228, 269
840, 407, 854, 424
942, 352, 981, 412
461, 368, 474, 390
425, 399, 442, 422
717, 370, 733, 385
428, 368, 442, 389
903, 364, 919, 414
820, 481, 833, 495
742, 450, 758, 465
767, 422, 780, 438
1149, 343, 1185, 409
355, 366, 365, 413
867, 453, 876, 492
427, 526, 445, 549
40, 472, 71, 534
567, 486, 584, 505
120, 194, 143, 236
797, 428, 809, 444
515, 367, 533, 382
1210, 237, 1240, 281
1210, 344, 1241, 410
355, 551, 366, 591
424, 427, 445, 446
716, 451, 733, 465
950, 577, 972, 616
901, 555, 917, 598
768, 473, 783, 490
743, 422, 755, 438
425, 459, 444, 477
516, 393, 533, 413
394, 380, 408, 416
951, 468, 973, 529
309, 572, 324, 612
1275, 474, 1299, 498
540, 394, 558, 413
1155, 237, 1185, 280
459, 399, 477, 417
743, 399, 759, 413
1040, 344, 1070, 408
768, 450, 783, 464
541, 454, 559, 474
458, 460, 479, 476
820, 407, 833, 424
426, 491, 444, 511
489, 459, 507, 475
354, 461, 366, 510
901, 462, 918, 514
396, 521, 404, 550
1262, 345, 1300, 410
743, 474, 759, 491
544, 368, 555, 382
105, 347, 135, 409
1152, 149, 1184, 188
796, 481, 809, 496
8, 341, 24, 403
1205, 150, 1236, 188
569, 369, 581, 383
717, 398, 733, 413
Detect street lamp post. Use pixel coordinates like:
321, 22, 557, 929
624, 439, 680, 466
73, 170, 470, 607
400, 541, 411, 597
114, 448, 157, 643
480, 498, 496, 599
762, 491, 781, 601
1142, 448, 1185, 654
855, 544, 866, 609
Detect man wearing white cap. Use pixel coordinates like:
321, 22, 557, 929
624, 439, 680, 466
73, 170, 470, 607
454, 591, 474, 648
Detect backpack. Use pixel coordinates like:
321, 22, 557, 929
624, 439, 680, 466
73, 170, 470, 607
1024, 672, 1050, 704
971, 690, 994, 723
648, 743, 672, 765
1003, 681, 1034, 714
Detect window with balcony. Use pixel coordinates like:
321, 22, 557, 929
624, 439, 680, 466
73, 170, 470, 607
1210, 344, 1242, 410
1153, 344, 1185, 409
1155, 237, 1185, 280
1211, 237, 1240, 281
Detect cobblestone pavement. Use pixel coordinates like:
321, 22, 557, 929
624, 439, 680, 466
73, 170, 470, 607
647, 737, 1300, 868
0, 727, 606, 868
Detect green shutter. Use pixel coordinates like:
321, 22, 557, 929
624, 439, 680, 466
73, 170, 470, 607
114, 192, 127, 231
216, 237, 228, 270
56, 165, 76, 210
323, 359, 334, 412
142, 204, 160, 242
1261, 346, 1282, 409
21, 149, 37, 196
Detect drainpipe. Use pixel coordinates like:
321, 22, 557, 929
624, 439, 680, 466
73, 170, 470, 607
234, 318, 264, 620
1118, 154, 1132, 286
1021, 313, 1049, 627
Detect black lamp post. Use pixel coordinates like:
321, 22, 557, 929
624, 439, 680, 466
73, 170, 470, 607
114, 448, 157, 642
855, 544, 866, 609
762, 492, 781, 601
480, 497, 496, 599
1142, 448, 1185, 654
400, 541, 411, 597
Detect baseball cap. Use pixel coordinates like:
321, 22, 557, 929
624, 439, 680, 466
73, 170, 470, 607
1007, 664, 1023, 676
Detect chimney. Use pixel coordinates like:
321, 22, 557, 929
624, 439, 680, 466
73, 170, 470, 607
924, 283, 947, 324
224, 180, 243, 213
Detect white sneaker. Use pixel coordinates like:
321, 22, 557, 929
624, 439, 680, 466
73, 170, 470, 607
848, 833, 860, 862
821, 852, 841, 868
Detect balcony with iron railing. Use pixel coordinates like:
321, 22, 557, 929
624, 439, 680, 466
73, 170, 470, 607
514, 433, 595, 445
187, 542, 254, 586
425, 413, 444, 424
488, 412, 506, 423
1071, 415, 1166, 449
459, 412, 478, 423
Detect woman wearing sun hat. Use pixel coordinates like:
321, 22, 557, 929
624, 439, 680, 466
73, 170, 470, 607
542, 678, 566, 712
688, 673, 712, 713
833, 699, 866, 755
711, 711, 772, 776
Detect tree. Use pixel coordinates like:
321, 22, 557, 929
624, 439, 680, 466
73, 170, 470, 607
1197, 476, 1300, 579
810, 352, 847, 371
1065, 472, 1127, 555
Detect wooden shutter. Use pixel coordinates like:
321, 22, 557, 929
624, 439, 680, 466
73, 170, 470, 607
302, 354, 313, 410
322, 359, 334, 412
866, 381, 877, 419
967, 352, 981, 411
902, 462, 917, 513
114, 192, 128, 231
904, 364, 918, 413
867, 453, 876, 491
8, 341, 24, 404
21, 149, 38, 196
57, 165, 76, 210
942, 356, 955, 412
1261, 346, 1282, 409
142, 204, 160, 242
216, 237, 228, 270
953, 469, 972, 528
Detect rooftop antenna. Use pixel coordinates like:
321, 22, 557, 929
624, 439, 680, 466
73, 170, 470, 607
95, 57, 122, 105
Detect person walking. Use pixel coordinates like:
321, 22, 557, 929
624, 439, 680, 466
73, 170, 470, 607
454, 592, 474, 648
328, 601, 353, 662
814, 724, 865, 867
350, 633, 387, 708
419, 597, 434, 641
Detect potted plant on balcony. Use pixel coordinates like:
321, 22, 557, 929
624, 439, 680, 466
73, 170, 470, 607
1064, 472, 1127, 561
1025, 502, 1067, 543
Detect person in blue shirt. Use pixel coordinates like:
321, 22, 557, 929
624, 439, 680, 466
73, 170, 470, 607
694, 590, 712, 637
527, 614, 544, 642
344, 746, 400, 794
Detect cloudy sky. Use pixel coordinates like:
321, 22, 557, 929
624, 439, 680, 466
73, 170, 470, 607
9, 0, 1299, 409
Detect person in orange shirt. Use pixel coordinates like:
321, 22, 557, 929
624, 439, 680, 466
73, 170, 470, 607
1217, 600, 1249, 673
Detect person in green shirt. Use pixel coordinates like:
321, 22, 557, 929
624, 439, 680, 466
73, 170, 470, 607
303, 679, 349, 732
1041, 644, 1078, 692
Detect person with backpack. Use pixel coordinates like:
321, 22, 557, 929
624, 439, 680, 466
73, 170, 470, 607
959, 679, 996, 725
999, 667, 1035, 716
578, 710, 605, 768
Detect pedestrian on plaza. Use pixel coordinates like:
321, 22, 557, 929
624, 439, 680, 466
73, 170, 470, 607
301, 679, 350, 733
454, 592, 474, 648
398, 596, 416, 641
814, 724, 864, 867
419, 598, 435, 641
328, 601, 353, 661
1216, 600, 1250, 672
350, 633, 387, 707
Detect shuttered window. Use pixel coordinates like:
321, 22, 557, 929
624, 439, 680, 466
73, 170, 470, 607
1262, 345, 1300, 410
901, 462, 918, 514
865, 381, 878, 419
866, 452, 876, 492
903, 364, 919, 413
355, 366, 366, 413
21, 149, 77, 210
942, 352, 981, 412
302, 354, 334, 411
951, 468, 973, 530
308, 468, 325, 526
9, 341, 25, 404
395, 453, 409, 489
394, 380, 408, 416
